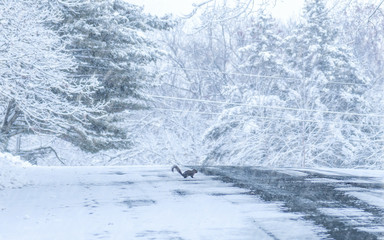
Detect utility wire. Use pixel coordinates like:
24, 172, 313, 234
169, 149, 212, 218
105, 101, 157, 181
59, 54, 372, 87
169, 67, 370, 86
367, 0, 384, 22
151, 107, 383, 128
152, 106, 384, 143
148, 94, 384, 119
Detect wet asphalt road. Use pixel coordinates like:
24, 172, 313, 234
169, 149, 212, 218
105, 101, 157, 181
197, 166, 384, 240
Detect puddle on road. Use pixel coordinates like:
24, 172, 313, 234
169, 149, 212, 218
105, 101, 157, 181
136, 230, 183, 240
173, 189, 189, 196
107, 171, 126, 175
80, 181, 134, 188
111, 181, 134, 186
121, 199, 156, 208
199, 166, 384, 240
180, 180, 204, 184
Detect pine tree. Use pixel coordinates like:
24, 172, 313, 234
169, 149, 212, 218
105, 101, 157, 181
0, 0, 104, 152
290, 0, 370, 115
203, 9, 293, 166
56, 0, 173, 152
284, 0, 379, 167
239, 8, 289, 98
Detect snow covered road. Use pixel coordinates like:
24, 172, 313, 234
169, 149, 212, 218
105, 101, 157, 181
200, 166, 384, 240
0, 166, 328, 240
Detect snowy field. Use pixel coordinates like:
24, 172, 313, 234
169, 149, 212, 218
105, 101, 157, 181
0, 166, 329, 240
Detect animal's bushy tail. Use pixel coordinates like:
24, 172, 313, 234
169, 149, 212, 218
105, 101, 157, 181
172, 165, 183, 176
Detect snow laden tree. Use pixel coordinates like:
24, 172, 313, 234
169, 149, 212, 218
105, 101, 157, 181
57, 0, 173, 152
203, 8, 294, 166
132, 4, 248, 165
0, 0, 104, 152
284, 0, 381, 167
337, 2, 384, 80
239, 8, 290, 98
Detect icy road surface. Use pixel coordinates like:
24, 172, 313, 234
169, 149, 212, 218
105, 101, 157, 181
199, 166, 384, 240
0, 166, 329, 240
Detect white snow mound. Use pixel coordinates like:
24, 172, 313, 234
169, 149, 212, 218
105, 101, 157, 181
0, 152, 31, 189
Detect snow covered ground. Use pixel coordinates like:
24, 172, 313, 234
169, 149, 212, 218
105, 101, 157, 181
0, 152, 31, 189
0, 166, 329, 240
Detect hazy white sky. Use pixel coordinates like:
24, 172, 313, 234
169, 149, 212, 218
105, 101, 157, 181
128, 0, 198, 16
127, 0, 304, 21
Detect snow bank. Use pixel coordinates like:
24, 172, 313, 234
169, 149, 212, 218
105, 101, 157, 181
0, 152, 31, 189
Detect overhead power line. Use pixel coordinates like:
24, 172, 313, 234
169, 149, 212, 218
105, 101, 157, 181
147, 94, 384, 120
367, 0, 384, 22
169, 67, 370, 86
151, 107, 383, 128
58, 57, 371, 87
171, 67, 298, 80
53, 54, 374, 87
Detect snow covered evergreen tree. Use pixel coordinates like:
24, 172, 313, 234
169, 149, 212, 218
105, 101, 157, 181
0, 0, 104, 152
203, 8, 295, 166
56, 0, 173, 152
133, 5, 246, 165
239, 8, 289, 98
284, 0, 381, 167
202, 0, 383, 168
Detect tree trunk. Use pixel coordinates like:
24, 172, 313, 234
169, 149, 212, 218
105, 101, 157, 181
0, 99, 20, 151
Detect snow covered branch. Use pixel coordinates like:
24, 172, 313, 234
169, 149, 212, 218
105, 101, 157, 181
0, 0, 105, 151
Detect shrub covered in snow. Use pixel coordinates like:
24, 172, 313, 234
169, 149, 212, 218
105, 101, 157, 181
0, 152, 31, 189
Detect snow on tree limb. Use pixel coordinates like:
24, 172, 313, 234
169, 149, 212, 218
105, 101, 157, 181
0, 0, 105, 150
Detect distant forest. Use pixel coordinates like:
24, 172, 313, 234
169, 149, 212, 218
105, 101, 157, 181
1, 0, 384, 168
